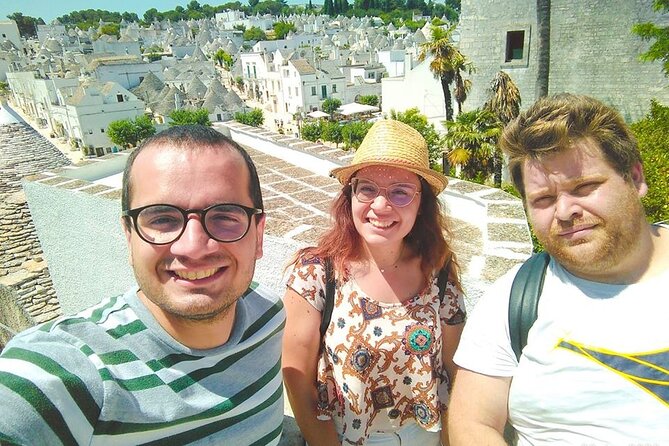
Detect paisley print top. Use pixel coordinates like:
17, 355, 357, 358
286, 256, 466, 445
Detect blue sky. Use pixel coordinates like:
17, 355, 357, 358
0, 0, 306, 24
0, 0, 192, 23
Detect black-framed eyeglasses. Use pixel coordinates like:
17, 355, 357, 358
122, 203, 264, 245
350, 178, 421, 207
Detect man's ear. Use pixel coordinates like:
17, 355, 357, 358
630, 162, 648, 198
255, 213, 266, 260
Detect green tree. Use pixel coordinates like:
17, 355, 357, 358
133, 115, 156, 142
342, 121, 373, 149
633, 0, 669, 76
322, 98, 342, 115
631, 100, 669, 222
98, 23, 120, 38
357, 95, 379, 106
6, 13, 44, 38
389, 108, 442, 168
301, 121, 322, 141
484, 71, 521, 187
323, 0, 335, 15
234, 108, 264, 126
213, 49, 234, 70
418, 25, 469, 121
169, 109, 211, 126
321, 121, 343, 147
443, 109, 502, 183
243, 26, 267, 41
107, 115, 156, 148
273, 20, 296, 39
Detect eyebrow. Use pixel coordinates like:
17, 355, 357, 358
526, 174, 606, 199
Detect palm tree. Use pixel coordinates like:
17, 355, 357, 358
485, 71, 521, 125
419, 24, 470, 121
535, 0, 551, 99
443, 109, 502, 183
453, 55, 475, 115
485, 71, 521, 186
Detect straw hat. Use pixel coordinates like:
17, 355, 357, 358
330, 119, 449, 193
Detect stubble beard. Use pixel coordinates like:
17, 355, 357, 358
539, 190, 644, 278
135, 261, 256, 325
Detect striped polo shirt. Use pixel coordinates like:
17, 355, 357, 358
0, 282, 285, 445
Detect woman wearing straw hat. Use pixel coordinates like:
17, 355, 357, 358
282, 119, 466, 445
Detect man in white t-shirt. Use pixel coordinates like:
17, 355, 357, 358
448, 94, 669, 445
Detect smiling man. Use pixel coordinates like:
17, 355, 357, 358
0, 125, 285, 445
448, 94, 669, 444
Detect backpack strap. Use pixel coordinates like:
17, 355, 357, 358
508, 252, 550, 362
319, 257, 335, 343
437, 256, 452, 303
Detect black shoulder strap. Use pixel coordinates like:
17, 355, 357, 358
319, 257, 335, 342
508, 252, 550, 361
437, 256, 452, 303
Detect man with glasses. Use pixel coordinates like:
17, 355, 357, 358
0, 125, 285, 445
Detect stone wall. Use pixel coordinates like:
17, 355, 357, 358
0, 285, 34, 349
459, 0, 669, 121
0, 123, 71, 328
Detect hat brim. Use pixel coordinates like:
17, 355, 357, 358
330, 161, 449, 194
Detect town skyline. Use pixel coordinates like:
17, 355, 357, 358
1, 0, 308, 24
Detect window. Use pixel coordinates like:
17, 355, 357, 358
117, 94, 124, 102
332, 84, 337, 93
321, 85, 327, 99
311, 86, 317, 96
101, 128, 105, 133
253, 65, 257, 77
505, 31, 525, 62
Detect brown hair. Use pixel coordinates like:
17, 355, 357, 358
121, 125, 263, 230
500, 94, 641, 198
292, 177, 462, 291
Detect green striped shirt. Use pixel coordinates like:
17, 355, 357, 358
0, 283, 285, 445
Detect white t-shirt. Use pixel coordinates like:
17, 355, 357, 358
454, 256, 669, 445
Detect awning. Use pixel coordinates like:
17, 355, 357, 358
307, 110, 330, 118
336, 102, 380, 116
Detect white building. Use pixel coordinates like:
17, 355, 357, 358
92, 35, 141, 57
0, 21, 23, 52
382, 55, 447, 129
51, 80, 145, 154
7, 72, 79, 129
89, 56, 164, 90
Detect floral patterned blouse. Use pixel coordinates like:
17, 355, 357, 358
286, 256, 466, 445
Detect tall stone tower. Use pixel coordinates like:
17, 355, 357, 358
458, 0, 669, 121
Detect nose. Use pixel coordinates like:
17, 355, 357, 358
554, 193, 583, 222
369, 192, 392, 210
170, 216, 219, 258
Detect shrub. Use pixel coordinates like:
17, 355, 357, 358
234, 108, 264, 127
341, 121, 373, 149
630, 100, 669, 223
301, 122, 322, 141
